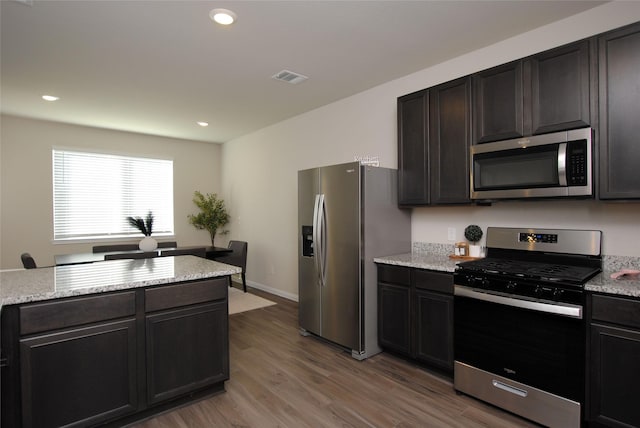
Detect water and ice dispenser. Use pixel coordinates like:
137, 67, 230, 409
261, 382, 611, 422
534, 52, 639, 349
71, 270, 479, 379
301, 225, 314, 257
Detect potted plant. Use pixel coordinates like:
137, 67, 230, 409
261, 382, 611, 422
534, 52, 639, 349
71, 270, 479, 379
464, 224, 483, 257
127, 211, 157, 251
188, 191, 230, 246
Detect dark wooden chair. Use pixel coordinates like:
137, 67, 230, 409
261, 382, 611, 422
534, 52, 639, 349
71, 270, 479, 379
21, 253, 37, 269
93, 244, 139, 253
160, 247, 206, 258
217, 240, 248, 292
157, 241, 178, 248
104, 252, 158, 260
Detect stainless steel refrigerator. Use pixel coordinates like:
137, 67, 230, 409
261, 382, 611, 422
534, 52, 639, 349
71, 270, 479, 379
298, 162, 411, 360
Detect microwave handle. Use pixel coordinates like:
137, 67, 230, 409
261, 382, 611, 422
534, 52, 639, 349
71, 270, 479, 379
558, 142, 567, 186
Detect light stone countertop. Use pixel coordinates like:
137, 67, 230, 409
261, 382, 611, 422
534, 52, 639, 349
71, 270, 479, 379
375, 245, 640, 299
374, 252, 461, 273
0, 255, 241, 310
586, 255, 640, 298
585, 271, 640, 298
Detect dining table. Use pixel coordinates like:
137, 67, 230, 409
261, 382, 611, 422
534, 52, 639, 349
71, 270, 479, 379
55, 246, 232, 266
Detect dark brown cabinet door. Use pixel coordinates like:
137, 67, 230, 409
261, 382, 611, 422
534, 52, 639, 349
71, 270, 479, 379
473, 40, 592, 144
414, 289, 453, 371
146, 301, 229, 405
397, 90, 429, 205
378, 265, 454, 374
377, 264, 412, 356
378, 282, 411, 356
530, 39, 592, 135
589, 323, 640, 428
473, 60, 524, 143
429, 77, 472, 204
598, 22, 640, 200
19, 319, 138, 428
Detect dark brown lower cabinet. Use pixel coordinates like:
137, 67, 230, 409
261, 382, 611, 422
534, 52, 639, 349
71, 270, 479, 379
414, 289, 453, 371
588, 294, 640, 428
146, 302, 228, 404
378, 282, 411, 355
20, 320, 138, 428
377, 264, 454, 374
1, 278, 229, 428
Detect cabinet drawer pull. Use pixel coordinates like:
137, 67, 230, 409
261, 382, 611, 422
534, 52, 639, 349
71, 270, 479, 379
492, 379, 528, 397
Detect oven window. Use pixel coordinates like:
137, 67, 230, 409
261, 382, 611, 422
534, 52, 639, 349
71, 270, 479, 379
474, 145, 559, 190
455, 295, 584, 401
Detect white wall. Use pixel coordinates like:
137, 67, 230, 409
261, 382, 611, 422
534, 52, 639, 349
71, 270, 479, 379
222, 3, 640, 299
0, 115, 223, 269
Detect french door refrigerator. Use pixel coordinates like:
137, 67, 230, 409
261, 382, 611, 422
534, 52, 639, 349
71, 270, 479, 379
298, 162, 410, 360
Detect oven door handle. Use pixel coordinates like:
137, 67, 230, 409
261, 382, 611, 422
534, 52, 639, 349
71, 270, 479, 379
454, 285, 583, 319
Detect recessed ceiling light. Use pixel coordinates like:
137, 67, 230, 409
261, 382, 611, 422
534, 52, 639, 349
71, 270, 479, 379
209, 8, 236, 26
42, 95, 59, 101
197, 121, 209, 127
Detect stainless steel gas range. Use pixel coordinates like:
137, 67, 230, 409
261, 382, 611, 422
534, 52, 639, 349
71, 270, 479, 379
453, 227, 602, 428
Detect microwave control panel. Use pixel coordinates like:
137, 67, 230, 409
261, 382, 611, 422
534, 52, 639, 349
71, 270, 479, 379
567, 140, 588, 186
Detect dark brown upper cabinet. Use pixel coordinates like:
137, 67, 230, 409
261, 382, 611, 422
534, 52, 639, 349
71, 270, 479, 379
397, 89, 429, 205
473, 39, 593, 144
598, 22, 640, 200
473, 61, 524, 143
428, 77, 472, 205
397, 78, 471, 206
530, 39, 594, 135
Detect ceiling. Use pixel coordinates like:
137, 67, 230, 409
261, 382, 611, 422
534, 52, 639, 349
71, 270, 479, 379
1, 0, 605, 144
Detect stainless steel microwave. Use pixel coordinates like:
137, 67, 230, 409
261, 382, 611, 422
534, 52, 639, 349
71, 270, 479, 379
470, 128, 593, 200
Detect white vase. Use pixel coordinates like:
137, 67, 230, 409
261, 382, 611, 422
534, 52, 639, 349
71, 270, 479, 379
469, 245, 482, 258
139, 236, 158, 252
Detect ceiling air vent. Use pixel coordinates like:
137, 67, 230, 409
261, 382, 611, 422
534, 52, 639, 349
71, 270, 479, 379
272, 70, 308, 84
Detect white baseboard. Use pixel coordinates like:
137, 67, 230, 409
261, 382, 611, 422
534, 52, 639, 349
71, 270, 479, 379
231, 277, 298, 302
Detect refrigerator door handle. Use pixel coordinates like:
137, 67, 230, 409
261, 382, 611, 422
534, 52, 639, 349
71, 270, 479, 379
312, 194, 322, 286
318, 194, 327, 287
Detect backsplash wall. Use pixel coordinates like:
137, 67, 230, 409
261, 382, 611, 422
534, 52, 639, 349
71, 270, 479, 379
411, 200, 640, 257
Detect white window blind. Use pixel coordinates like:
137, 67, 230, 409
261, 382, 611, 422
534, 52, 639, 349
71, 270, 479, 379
53, 149, 174, 241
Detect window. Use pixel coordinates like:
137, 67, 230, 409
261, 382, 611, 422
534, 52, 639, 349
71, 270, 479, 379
53, 149, 174, 241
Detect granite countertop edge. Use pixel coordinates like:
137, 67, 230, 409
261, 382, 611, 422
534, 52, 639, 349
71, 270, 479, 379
374, 252, 458, 273
375, 245, 640, 299
585, 271, 640, 298
0, 256, 242, 309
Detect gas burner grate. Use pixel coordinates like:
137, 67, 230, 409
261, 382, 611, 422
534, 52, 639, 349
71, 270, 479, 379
458, 258, 600, 284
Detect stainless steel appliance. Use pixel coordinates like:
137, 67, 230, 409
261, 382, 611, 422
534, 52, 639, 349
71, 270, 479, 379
298, 162, 410, 360
471, 128, 593, 200
454, 227, 602, 428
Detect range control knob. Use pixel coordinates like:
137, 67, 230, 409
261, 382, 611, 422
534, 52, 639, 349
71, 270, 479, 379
481, 278, 491, 288
533, 285, 543, 297
552, 288, 564, 300
506, 281, 517, 292
466, 275, 476, 287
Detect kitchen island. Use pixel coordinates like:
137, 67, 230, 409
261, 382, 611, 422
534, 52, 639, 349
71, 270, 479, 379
1, 256, 241, 428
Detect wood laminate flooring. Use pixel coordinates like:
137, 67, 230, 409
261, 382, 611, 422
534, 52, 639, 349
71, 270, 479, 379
133, 287, 538, 428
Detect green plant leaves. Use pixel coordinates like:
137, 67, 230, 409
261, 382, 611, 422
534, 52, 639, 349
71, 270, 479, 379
187, 191, 229, 245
